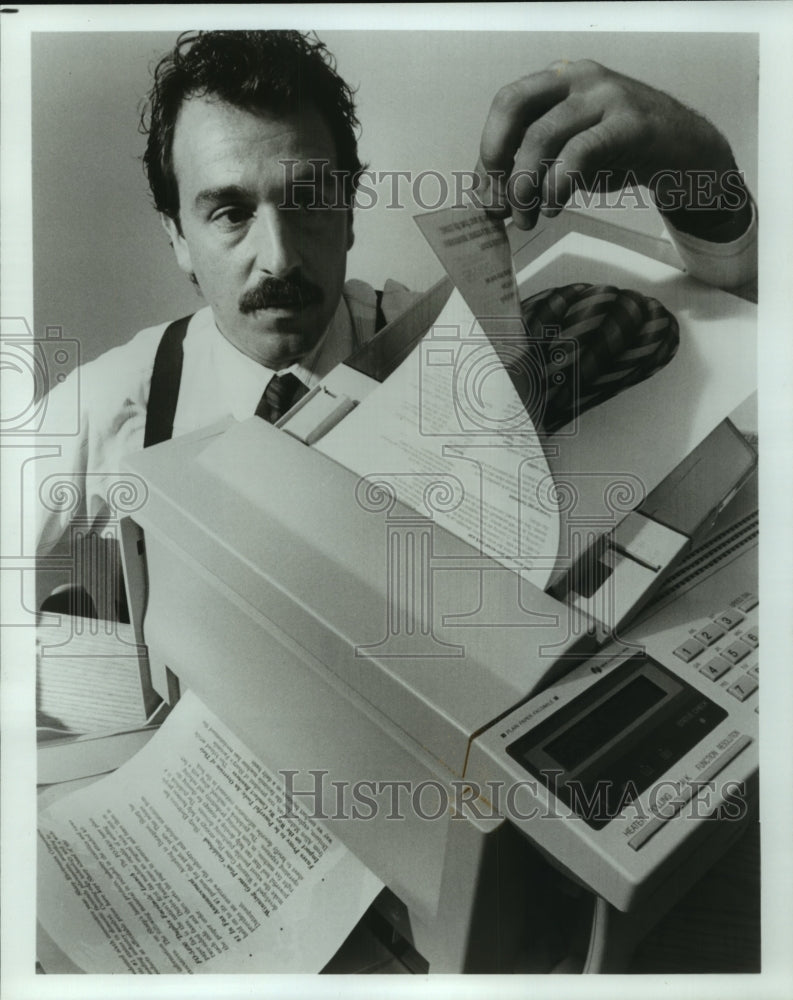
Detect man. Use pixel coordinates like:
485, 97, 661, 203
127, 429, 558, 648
35, 31, 756, 588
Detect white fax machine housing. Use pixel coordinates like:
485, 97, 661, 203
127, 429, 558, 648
119, 416, 757, 972
119, 214, 759, 972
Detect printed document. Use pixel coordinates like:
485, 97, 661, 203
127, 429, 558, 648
37, 690, 382, 973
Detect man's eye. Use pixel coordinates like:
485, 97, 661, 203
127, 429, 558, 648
212, 206, 251, 226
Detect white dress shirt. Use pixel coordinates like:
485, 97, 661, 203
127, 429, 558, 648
662, 201, 758, 294
35, 279, 417, 556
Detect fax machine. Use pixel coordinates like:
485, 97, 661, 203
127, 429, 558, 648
118, 214, 759, 972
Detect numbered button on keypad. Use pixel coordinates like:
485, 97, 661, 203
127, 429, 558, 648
694, 623, 726, 647
714, 608, 745, 630
727, 675, 759, 702
720, 639, 752, 665
700, 657, 731, 681
674, 638, 705, 663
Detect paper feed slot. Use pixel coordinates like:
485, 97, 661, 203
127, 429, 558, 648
551, 419, 757, 637
276, 384, 358, 445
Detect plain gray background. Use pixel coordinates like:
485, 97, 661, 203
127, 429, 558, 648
32, 30, 758, 377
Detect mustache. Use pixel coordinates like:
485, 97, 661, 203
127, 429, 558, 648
239, 276, 323, 314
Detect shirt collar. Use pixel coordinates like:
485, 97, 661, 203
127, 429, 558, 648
206, 293, 356, 421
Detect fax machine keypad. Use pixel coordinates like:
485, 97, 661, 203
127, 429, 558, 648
677, 593, 759, 703
625, 593, 759, 855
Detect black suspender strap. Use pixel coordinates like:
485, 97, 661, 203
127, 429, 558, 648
146, 294, 384, 448
143, 313, 193, 448
113, 313, 191, 623
375, 289, 387, 333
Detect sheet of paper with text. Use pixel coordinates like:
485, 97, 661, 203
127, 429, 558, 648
414, 205, 521, 327
318, 207, 560, 589
37, 690, 382, 973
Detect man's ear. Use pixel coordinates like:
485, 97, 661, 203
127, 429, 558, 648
160, 213, 194, 277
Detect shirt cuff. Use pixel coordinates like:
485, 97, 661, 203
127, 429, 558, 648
662, 200, 757, 290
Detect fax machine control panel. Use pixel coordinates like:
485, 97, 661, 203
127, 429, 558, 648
670, 592, 758, 703
466, 546, 758, 913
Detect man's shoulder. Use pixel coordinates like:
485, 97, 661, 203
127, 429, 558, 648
65, 309, 208, 418
91, 322, 166, 373
80, 309, 208, 385
342, 278, 421, 333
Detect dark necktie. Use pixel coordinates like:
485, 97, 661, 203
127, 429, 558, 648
254, 372, 309, 424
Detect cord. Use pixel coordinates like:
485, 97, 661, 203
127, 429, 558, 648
582, 895, 612, 974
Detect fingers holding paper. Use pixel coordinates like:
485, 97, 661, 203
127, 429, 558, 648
477, 59, 751, 239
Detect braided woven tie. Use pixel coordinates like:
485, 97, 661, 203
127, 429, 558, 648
518, 283, 679, 433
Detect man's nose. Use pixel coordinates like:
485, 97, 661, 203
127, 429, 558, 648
251, 208, 302, 276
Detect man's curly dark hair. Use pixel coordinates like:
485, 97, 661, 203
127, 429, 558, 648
142, 30, 364, 220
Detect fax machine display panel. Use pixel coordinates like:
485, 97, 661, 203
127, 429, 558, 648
506, 654, 728, 830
